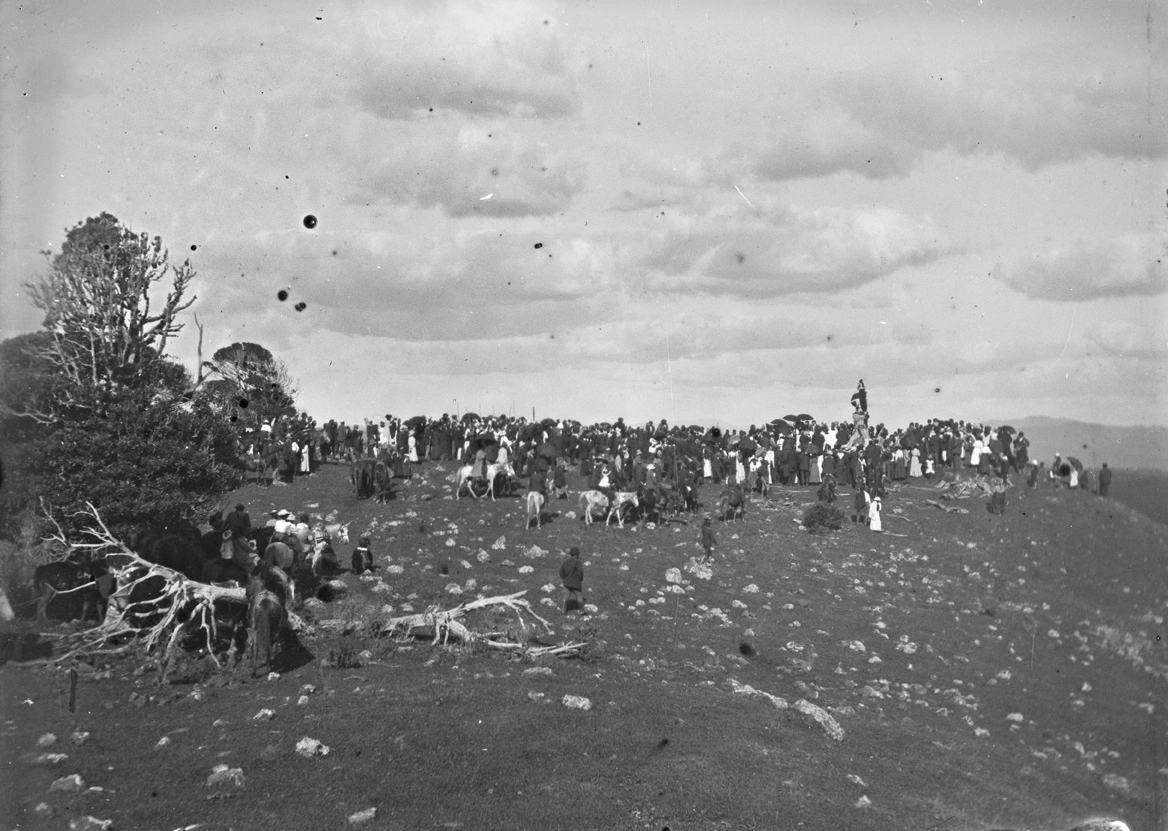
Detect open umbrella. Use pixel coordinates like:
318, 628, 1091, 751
1066, 456, 1084, 471
461, 412, 480, 423
539, 417, 558, 430
404, 415, 427, 429
796, 413, 814, 423
997, 425, 1017, 434
782, 414, 799, 423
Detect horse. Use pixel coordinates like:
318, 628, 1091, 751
817, 473, 838, 504
241, 452, 279, 486
718, 485, 748, 523
525, 491, 546, 529
310, 523, 348, 575
351, 459, 376, 499
33, 555, 111, 625
577, 490, 610, 525
130, 528, 206, 581
455, 462, 515, 500
246, 563, 288, 677
373, 461, 393, 503
606, 492, 640, 528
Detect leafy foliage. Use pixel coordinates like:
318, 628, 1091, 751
802, 503, 847, 534
28, 377, 239, 539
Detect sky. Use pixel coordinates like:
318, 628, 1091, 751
2, 0, 1165, 430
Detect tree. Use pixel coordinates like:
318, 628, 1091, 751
2, 215, 241, 541
201, 341, 299, 429
22, 212, 195, 422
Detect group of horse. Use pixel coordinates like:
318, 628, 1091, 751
351, 458, 394, 503
240, 448, 299, 486
523, 481, 746, 531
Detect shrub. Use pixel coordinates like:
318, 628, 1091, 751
802, 503, 847, 534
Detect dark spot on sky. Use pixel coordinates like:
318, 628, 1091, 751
190, 244, 197, 251
303, 214, 317, 229
285, 175, 289, 179
935, 387, 942, 393
826, 335, 833, 342
543, 19, 549, 24
735, 252, 746, 264
295, 302, 307, 312
277, 289, 289, 301
636, 121, 641, 126
534, 242, 543, 249
238, 398, 249, 409
549, 333, 555, 339
332, 249, 338, 256
316, 16, 322, 20
490, 168, 499, 176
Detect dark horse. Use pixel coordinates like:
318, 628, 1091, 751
246, 562, 288, 677
351, 459, 376, 499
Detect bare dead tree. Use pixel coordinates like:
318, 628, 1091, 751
22, 214, 196, 422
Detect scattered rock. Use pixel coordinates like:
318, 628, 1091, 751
562, 695, 592, 711
36, 733, 58, 748
349, 807, 377, 825
70, 731, 90, 746
50, 774, 86, 793
206, 764, 245, 789
155, 736, 171, 749
31, 753, 69, 766
34, 802, 54, 818
68, 817, 113, 831
295, 737, 330, 757
523, 667, 553, 676
253, 709, 276, 721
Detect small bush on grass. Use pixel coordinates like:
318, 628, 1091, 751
802, 503, 847, 535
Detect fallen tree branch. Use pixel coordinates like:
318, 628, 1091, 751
384, 591, 555, 649
45, 502, 247, 669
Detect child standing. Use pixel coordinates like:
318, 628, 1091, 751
559, 546, 585, 613
552, 460, 568, 499
351, 535, 375, 575
700, 517, 717, 562
868, 496, 883, 532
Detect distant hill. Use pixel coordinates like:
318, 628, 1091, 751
997, 416, 1168, 473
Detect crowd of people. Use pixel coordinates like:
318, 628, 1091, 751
236, 382, 1115, 514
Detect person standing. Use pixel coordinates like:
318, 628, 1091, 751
1098, 463, 1113, 497
699, 517, 717, 562
559, 546, 585, 613
868, 495, 883, 532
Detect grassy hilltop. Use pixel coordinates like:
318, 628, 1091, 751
5, 461, 1166, 831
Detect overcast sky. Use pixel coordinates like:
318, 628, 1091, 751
2, 0, 1165, 429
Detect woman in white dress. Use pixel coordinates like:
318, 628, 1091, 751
407, 430, 418, 463
909, 447, 923, 477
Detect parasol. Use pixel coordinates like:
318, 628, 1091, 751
404, 415, 427, 428
1065, 456, 1084, 471
997, 425, 1017, 434
461, 412, 480, 423
782, 414, 799, 423
796, 413, 814, 423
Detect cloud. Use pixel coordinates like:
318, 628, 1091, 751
995, 234, 1168, 300
634, 200, 954, 296
346, 122, 586, 217
343, 1, 578, 120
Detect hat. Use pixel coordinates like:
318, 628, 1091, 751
235, 503, 246, 511
568, 546, 581, 556
277, 509, 292, 518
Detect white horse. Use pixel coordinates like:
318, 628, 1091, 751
525, 491, 545, 529
606, 492, 640, 528
455, 462, 515, 500
577, 490, 610, 525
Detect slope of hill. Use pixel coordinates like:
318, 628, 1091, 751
5, 462, 1165, 831
999, 416, 1168, 473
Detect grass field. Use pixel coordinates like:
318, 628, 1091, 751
4, 460, 1166, 831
